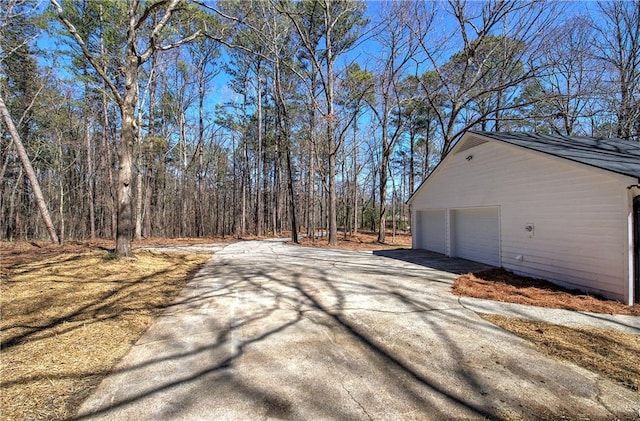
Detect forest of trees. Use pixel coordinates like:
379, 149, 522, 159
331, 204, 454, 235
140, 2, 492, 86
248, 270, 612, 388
1, 0, 639, 254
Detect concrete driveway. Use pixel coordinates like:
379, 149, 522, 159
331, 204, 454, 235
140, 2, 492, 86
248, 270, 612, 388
77, 239, 639, 420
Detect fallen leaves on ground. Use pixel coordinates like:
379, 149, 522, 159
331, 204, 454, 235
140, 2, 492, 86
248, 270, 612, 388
291, 231, 412, 251
453, 268, 639, 316
480, 314, 640, 392
0, 243, 210, 420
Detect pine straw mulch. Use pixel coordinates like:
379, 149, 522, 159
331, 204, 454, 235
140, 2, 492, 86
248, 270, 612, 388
453, 268, 640, 316
0, 237, 231, 273
0, 241, 211, 421
292, 231, 412, 251
480, 314, 640, 392
454, 269, 640, 392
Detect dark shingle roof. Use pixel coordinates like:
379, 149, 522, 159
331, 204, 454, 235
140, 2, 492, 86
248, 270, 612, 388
470, 131, 640, 180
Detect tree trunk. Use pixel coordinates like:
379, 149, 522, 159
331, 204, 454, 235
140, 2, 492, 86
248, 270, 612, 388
134, 100, 145, 240
6, 167, 23, 240
135, 164, 143, 239
144, 166, 153, 237
256, 74, 263, 236
103, 94, 117, 240
0, 93, 59, 244
58, 140, 65, 245
241, 139, 247, 237
286, 144, 298, 243
326, 22, 338, 246
371, 166, 377, 232
377, 152, 388, 243
409, 128, 415, 195
196, 64, 206, 237
84, 67, 96, 239
273, 55, 298, 243
274, 132, 282, 235
144, 53, 158, 239
99, 14, 116, 240
307, 80, 316, 240
115, 54, 138, 257
378, 114, 390, 243
352, 117, 358, 234
241, 80, 249, 237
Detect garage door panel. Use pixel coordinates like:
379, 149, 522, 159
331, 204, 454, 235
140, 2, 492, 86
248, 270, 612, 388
417, 210, 446, 254
452, 207, 500, 266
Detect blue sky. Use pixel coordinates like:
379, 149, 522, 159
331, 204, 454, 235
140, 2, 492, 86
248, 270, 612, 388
33, 1, 601, 123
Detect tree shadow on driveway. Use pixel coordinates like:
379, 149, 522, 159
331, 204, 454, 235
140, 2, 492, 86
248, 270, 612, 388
74, 241, 639, 420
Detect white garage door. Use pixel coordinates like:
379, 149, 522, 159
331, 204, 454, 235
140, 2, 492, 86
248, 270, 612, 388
417, 210, 446, 254
451, 207, 500, 266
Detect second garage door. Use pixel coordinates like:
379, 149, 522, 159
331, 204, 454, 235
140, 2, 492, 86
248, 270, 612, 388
451, 207, 500, 266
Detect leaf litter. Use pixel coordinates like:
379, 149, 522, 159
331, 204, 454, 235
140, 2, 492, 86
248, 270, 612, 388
1, 241, 210, 420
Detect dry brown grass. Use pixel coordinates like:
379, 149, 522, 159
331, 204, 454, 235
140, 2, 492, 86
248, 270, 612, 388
481, 314, 640, 392
0, 242, 210, 420
292, 231, 412, 251
453, 268, 640, 316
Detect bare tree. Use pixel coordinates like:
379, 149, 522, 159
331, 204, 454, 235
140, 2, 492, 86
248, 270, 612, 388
368, 1, 421, 243
52, 0, 203, 256
0, 93, 59, 243
592, 0, 640, 140
522, 16, 602, 136
1, 0, 59, 243
409, 0, 559, 155
282, 0, 368, 245
337, 63, 374, 234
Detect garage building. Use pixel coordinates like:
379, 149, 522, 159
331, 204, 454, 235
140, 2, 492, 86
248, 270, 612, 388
407, 131, 640, 305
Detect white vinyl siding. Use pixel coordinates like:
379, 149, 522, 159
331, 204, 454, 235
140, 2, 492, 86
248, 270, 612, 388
451, 207, 500, 266
416, 210, 446, 254
410, 136, 633, 302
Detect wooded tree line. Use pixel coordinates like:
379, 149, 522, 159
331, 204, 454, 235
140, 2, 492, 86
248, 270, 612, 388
1, 0, 639, 253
